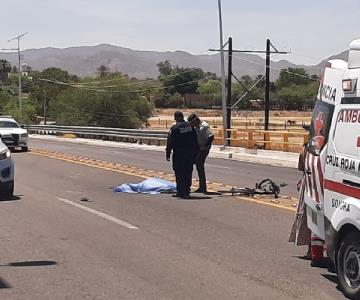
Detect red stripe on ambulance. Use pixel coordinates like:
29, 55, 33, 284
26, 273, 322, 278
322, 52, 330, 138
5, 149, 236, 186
324, 179, 360, 199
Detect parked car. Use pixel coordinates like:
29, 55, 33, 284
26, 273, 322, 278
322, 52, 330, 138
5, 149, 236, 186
0, 139, 14, 197
0, 116, 28, 151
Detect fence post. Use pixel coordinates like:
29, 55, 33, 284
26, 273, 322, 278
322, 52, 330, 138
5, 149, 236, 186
303, 133, 309, 145
283, 133, 289, 152
264, 132, 270, 150
247, 131, 254, 149
232, 130, 239, 147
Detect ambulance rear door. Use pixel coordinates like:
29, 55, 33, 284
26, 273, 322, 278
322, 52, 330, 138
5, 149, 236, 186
305, 100, 335, 239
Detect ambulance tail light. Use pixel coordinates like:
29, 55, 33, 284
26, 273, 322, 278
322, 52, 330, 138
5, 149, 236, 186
325, 62, 332, 69
342, 79, 357, 93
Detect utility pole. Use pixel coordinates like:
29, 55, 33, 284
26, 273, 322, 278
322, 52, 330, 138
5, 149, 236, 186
265, 39, 270, 130
43, 90, 47, 125
226, 37, 232, 145
217, 0, 227, 147
3, 32, 28, 123
209, 39, 289, 131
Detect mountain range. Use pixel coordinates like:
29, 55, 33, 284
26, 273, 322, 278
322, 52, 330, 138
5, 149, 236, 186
0, 44, 349, 79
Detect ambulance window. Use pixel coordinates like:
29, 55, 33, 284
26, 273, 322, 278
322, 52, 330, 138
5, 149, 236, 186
341, 97, 360, 104
307, 100, 334, 155
333, 108, 360, 157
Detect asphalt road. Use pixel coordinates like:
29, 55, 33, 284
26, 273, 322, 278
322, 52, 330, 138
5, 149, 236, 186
0, 144, 346, 299
30, 138, 301, 198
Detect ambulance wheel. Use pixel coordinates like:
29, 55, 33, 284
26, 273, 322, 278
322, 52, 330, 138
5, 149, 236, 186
337, 232, 360, 299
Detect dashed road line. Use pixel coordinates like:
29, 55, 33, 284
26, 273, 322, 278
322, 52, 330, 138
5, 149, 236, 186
58, 197, 139, 229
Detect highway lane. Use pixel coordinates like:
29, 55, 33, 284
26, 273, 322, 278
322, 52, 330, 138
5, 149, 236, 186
0, 152, 344, 299
30, 138, 301, 198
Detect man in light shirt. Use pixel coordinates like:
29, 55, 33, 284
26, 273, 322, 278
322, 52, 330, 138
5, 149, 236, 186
187, 113, 214, 194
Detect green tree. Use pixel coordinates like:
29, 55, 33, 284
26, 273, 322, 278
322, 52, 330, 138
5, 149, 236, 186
158, 64, 206, 96
97, 65, 109, 79
275, 82, 318, 110
0, 59, 12, 84
157, 60, 172, 77
276, 68, 312, 89
29, 68, 79, 117
198, 79, 221, 97
46, 72, 152, 128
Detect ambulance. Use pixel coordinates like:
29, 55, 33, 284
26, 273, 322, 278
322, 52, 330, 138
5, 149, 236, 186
304, 39, 360, 299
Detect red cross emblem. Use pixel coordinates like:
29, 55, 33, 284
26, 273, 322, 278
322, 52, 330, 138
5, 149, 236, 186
313, 112, 325, 150
315, 112, 324, 136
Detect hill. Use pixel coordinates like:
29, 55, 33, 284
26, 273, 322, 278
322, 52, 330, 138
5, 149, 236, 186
0, 44, 349, 79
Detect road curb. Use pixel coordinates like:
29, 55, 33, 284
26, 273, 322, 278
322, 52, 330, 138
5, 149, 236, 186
30, 134, 298, 169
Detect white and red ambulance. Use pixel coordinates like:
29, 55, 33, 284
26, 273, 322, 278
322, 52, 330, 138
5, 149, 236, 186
304, 39, 360, 299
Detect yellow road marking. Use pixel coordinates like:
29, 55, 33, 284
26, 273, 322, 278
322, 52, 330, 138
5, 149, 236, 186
235, 196, 296, 212
30, 149, 297, 213
31, 152, 149, 179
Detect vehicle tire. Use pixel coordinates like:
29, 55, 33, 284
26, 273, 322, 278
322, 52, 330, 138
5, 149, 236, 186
337, 231, 360, 299
1, 181, 14, 199
21, 146, 28, 152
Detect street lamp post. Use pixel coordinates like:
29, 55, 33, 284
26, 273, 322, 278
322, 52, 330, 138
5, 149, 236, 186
4, 32, 28, 123
217, 0, 227, 147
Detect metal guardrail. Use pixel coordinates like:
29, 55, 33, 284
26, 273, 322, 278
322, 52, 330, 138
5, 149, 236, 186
27, 124, 307, 153
27, 125, 169, 146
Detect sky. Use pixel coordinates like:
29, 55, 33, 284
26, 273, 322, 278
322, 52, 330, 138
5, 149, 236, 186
1, 0, 360, 65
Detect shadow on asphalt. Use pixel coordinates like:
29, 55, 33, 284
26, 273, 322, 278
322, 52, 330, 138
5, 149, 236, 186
322, 273, 339, 284
184, 196, 212, 200
0, 195, 22, 202
0, 277, 11, 288
294, 256, 332, 269
5, 260, 57, 267
321, 274, 349, 299
294, 255, 311, 261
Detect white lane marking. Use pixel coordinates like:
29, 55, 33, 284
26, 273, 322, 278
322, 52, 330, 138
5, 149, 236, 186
206, 164, 231, 170
58, 198, 139, 230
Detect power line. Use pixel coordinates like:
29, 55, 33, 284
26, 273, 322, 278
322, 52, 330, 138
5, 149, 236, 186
69, 66, 213, 89
39, 74, 214, 94
231, 54, 320, 81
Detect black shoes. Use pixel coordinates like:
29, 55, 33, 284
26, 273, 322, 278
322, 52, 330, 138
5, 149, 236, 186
172, 194, 191, 199
194, 188, 207, 193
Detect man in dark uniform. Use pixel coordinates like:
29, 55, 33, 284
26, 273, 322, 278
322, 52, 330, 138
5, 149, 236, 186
166, 111, 198, 199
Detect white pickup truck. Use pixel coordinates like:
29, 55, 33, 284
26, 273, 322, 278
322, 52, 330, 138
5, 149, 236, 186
0, 116, 28, 151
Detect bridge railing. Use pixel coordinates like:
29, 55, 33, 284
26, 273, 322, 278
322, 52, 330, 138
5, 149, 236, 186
27, 125, 308, 153
27, 125, 169, 146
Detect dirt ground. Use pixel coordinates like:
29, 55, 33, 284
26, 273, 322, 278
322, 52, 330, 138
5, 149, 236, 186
152, 108, 312, 119
150, 109, 312, 130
